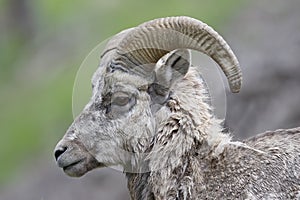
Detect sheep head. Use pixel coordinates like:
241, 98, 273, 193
54, 16, 242, 177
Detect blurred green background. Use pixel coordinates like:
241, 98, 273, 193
0, 0, 245, 186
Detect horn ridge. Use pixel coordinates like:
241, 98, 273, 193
115, 16, 242, 93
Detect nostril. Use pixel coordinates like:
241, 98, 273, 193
54, 146, 67, 161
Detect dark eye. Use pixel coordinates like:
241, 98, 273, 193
107, 92, 136, 118
111, 92, 130, 106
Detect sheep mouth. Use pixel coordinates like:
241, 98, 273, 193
63, 159, 85, 171
62, 158, 88, 177
61, 155, 102, 177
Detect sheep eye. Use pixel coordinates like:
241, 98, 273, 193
107, 92, 136, 118
112, 96, 130, 106
111, 92, 130, 106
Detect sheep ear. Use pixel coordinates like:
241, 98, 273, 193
154, 49, 191, 89
148, 49, 190, 107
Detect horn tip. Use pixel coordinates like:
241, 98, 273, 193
230, 82, 242, 93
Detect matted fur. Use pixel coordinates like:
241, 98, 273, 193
127, 69, 300, 199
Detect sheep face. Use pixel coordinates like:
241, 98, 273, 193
55, 72, 153, 176
54, 49, 190, 177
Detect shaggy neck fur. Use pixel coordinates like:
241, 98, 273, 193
126, 69, 231, 200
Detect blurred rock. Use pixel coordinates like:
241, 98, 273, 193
225, 0, 300, 139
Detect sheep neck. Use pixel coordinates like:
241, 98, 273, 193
125, 99, 224, 199
126, 71, 230, 199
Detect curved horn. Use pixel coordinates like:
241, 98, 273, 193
101, 28, 135, 58
113, 16, 242, 93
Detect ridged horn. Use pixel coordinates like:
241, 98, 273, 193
101, 28, 135, 58
113, 16, 242, 93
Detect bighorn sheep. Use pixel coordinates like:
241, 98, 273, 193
54, 16, 300, 199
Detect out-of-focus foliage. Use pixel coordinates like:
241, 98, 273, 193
0, 0, 244, 184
